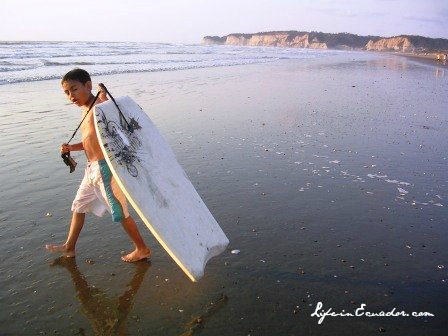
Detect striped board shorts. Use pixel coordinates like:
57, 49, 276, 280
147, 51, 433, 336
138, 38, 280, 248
71, 159, 129, 222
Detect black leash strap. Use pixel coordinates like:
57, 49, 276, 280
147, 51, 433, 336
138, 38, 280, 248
100, 84, 133, 133
66, 91, 100, 144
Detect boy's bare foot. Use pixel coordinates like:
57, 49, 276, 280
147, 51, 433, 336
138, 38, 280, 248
121, 248, 151, 262
45, 244, 75, 258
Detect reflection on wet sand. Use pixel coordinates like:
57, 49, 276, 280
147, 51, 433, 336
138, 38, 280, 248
180, 293, 228, 336
434, 68, 445, 77
50, 257, 150, 336
366, 57, 410, 71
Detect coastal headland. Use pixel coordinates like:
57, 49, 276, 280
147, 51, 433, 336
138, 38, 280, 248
203, 31, 448, 60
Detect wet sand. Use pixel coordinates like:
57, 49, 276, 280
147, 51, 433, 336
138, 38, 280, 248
387, 51, 448, 69
0, 51, 447, 335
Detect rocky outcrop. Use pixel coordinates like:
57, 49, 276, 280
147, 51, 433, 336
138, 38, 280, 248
366, 37, 415, 52
203, 31, 448, 53
203, 36, 226, 45
223, 32, 328, 49
203, 31, 375, 50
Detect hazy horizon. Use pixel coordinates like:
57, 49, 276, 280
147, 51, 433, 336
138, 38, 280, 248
2, 28, 448, 44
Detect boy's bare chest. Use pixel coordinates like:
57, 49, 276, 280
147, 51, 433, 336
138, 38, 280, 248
80, 113, 96, 139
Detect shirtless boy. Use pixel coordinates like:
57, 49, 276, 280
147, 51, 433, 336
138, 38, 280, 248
45, 68, 151, 262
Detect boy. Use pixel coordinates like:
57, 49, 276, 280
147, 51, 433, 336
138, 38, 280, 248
45, 68, 151, 262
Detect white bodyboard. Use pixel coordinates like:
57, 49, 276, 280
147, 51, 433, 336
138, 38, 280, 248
94, 96, 229, 281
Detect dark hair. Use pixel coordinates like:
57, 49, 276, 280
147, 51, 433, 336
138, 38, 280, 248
61, 68, 91, 84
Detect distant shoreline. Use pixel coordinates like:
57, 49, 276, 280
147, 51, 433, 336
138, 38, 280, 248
204, 31, 448, 56
389, 52, 448, 68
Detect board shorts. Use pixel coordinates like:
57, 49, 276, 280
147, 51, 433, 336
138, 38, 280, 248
71, 159, 129, 222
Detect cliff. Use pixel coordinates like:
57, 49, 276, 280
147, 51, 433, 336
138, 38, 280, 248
223, 32, 328, 49
204, 31, 378, 50
203, 31, 448, 53
365, 35, 448, 53
366, 37, 415, 52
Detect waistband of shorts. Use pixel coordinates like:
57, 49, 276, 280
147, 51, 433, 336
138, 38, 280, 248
87, 159, 106, 166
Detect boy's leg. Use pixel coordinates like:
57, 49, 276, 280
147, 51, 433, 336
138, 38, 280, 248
45, 212, 85, 257
96, 160, 150, 262
120, 216, 151, 262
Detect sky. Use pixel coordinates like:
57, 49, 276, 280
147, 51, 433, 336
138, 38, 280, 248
1, 0, 447, 43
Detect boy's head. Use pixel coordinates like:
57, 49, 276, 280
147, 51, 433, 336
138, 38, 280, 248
61, 68, 93, 107
61, 68, 91, 85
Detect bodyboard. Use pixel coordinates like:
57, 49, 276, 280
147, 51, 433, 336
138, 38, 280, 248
94, 96, 229, 281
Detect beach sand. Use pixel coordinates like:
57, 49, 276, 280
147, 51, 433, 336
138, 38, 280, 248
0, 51, 447, 335
388, 51, 448, 69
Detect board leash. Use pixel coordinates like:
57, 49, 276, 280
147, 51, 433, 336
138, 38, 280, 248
100, 85, 133, 133
66, 91, 100, 145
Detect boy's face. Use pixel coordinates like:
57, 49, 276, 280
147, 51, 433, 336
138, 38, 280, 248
62, 80, 92, 107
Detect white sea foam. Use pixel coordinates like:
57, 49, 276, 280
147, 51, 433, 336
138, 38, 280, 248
397, 188, 408, 194
367, 174, 388, 179
0, 42, 339, 85
385, 179, 399, 184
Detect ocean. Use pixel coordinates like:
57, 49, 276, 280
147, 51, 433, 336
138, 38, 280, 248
0, 41, 340, 85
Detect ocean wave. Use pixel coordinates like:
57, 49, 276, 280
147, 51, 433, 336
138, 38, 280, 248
0, 42, 331, 85
0, 66, 36, 72
0, 58, 276, 85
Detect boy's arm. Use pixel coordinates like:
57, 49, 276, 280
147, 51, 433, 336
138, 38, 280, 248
98, 83, 108, 102
61, 142, 84, 153
69, 143, 84, 151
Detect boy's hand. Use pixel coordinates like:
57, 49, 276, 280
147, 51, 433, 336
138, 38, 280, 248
98, 83, 108, 101
61, 143, 70, 154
